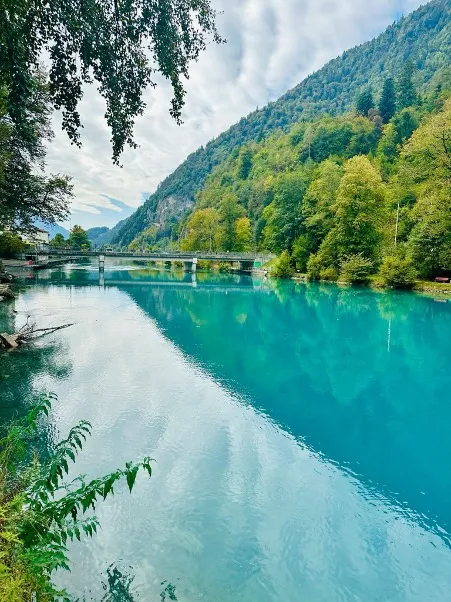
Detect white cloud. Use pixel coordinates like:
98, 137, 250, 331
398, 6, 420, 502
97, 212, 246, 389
45, 0, 425, 230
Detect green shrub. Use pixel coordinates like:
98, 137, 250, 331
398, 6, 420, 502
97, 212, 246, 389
340, 254, 374, 283
272, 251, 294, 279
378, 255, 417, 287
319, 267, 339, 281
306, 253, 323, 280
0, 394, 153, 600
0, 233, 26, 257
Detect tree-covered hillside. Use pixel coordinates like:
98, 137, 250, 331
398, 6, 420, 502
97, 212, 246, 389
175, 67, 451, 284
113, 0, 451, 246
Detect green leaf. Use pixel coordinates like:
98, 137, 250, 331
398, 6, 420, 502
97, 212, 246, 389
126, 465, 139, 493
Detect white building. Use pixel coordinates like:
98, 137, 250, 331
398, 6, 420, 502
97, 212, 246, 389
21, 228, 50, 246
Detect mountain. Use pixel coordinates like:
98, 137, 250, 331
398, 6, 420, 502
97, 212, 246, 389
112, 0, 451, 247
86, 227, 111, 247
112, 0, 451, 245
87, 218, 129, 248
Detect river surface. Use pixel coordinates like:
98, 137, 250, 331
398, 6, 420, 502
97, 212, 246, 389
1, 261, 451, 601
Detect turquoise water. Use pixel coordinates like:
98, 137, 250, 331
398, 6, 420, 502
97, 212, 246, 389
1, 262, 451, 600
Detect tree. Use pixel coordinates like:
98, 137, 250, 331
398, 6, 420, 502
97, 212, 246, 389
262, 169, 309, 252
69, 225, 91, 249
238, 148, 253, 180
398, 60, 417, 110
50, 233, 66, 248
316, 156, 386, 269
0, 0, 222, 163
379, 78, 396, 123
0, 395, 153, 599
340, 254, 374, 283
272, 250, 294, 279
378, 255, 417, 287
217, 194, 244, 251
356, 88, 374, 117
235, 217, 252, 251
181, 208, 220, 252
0, 76, 73, 233
302, 159, 343, 250
0, 232, 26, 257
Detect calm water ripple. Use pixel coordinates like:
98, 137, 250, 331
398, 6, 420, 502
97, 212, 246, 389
0, 261, 450, 601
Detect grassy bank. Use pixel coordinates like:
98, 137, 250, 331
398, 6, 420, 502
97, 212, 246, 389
290, 273, 451, 297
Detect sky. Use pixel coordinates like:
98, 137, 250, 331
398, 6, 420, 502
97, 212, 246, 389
45, 0, 426, 231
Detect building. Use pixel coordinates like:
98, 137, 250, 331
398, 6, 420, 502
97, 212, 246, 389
21, 228, 50, 246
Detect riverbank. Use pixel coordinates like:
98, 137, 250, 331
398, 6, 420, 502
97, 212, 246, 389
291, 273, 451, 298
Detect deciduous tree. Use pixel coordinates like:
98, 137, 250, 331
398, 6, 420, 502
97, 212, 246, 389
0, 0, 222, 163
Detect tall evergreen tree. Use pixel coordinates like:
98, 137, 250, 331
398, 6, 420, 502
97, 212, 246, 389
356, 88, 375, 117
379, 78, 396, 123
398, 60, 417, 109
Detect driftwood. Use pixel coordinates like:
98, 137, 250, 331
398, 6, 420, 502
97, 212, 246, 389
0, 319, 74, 350
0, 284, 15, 299
0, 333, 20, 349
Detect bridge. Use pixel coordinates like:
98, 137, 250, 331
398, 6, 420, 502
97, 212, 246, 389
46, 249, 272, 272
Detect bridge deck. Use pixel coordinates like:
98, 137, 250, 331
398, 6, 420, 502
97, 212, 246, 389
46, 250, 271, 263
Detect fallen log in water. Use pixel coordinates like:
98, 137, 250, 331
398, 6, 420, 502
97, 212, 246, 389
0, 332, 20, 349
0, 322, 74, 349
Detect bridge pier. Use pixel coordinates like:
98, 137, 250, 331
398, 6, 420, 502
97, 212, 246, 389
99, 254, 105, 271
183, 258, 197, 273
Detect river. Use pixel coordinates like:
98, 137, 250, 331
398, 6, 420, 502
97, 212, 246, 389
1, 261, 451, 601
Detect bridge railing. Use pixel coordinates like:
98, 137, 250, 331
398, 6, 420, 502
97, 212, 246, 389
48, 249, 272, 261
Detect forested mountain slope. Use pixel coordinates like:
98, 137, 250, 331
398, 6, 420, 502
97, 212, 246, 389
177, 79, 451, 283
112, 0, 451, 246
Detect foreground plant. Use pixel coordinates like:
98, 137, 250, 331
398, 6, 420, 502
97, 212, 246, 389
0, 393, 153, 601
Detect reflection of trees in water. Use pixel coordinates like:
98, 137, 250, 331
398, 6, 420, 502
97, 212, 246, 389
77, 563, 178, 602
121, 281, 451, 536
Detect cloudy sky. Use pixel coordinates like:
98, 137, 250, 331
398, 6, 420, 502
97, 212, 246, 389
46, 0, 425, 231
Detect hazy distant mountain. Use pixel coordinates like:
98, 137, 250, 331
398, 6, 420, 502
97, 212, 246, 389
86, 218, 129, 247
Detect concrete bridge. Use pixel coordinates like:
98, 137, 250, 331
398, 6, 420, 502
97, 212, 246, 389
47, 249, 272, 273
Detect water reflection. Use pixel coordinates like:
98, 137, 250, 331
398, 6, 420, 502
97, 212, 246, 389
124, 278, 451, 537
2, 264, 451, 600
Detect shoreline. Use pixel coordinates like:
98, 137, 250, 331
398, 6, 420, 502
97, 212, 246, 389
290, 274, 451, 299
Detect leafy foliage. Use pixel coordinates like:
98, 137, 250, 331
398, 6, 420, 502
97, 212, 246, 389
339, 254, 374, 284
0, 394, 153, 600
0, 232, 26, 257
115, 0, 451, 246
0, 0, 222, 164
356, 88, 375, 117
378, 255, 417, 288
271, 251, 294, 279
69, 225, 91, 250
49, 233, 66, 248
0, 75, 73, 234
379, 78, 396, 123
167, 66, 451, 283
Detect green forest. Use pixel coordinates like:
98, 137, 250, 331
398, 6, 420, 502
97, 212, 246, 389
130, 64, 451, 287
113, 0, 451, 247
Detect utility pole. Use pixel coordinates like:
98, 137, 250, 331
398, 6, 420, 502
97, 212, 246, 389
394, 199, 400, 246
